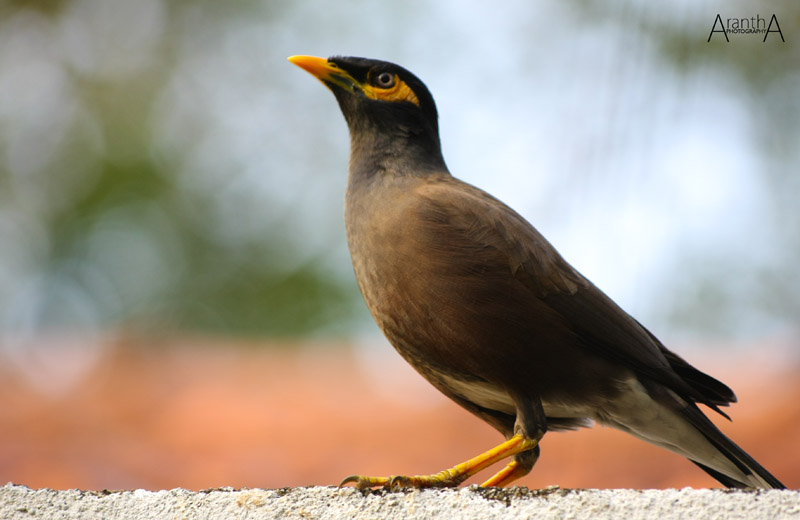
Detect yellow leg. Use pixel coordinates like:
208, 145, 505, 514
340, 434, 537, 490
481, 460, 529, 487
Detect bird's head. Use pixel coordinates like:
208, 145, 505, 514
288, 55, 445, 173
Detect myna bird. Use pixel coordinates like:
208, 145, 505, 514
287, 55, 785, 490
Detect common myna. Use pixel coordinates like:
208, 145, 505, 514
288, 55, 784, 489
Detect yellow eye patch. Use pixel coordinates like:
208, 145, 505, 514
362, 78, 420, 106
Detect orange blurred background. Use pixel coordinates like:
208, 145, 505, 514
1, 334, 797, 491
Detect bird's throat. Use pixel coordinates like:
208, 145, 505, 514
347, 128, 448, 184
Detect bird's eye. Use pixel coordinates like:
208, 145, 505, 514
374, 72, 396, 88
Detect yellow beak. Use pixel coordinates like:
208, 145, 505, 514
288, 55, 360, 93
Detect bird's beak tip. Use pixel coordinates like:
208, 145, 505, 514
287, 55, 306, 64
287, 55, 327, 73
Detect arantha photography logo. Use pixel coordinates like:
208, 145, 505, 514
707, 14, 785, 42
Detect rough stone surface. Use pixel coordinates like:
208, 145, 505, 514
2, 483, 799, 520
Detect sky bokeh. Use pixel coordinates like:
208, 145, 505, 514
0, 0, 798, 349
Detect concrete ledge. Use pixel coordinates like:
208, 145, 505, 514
2, 483, 798, 520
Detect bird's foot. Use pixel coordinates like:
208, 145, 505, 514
339, 470, 467, 490
339, 434, 537, 490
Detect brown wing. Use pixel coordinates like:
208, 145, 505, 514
413, 177, 735, 413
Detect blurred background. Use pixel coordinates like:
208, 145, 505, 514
1, 0, 798, 490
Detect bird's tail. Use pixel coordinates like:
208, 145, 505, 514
677, 404, 785, 489
603, 377, 784, 489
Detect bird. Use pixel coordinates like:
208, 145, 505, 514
287, 54, 785, 490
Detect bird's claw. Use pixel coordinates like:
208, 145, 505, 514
339, 474, 392, 489
339, 472, 465, 490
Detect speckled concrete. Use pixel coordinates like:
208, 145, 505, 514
2, 484, 799, 520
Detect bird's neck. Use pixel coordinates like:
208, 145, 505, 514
346, 127, 448, 184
